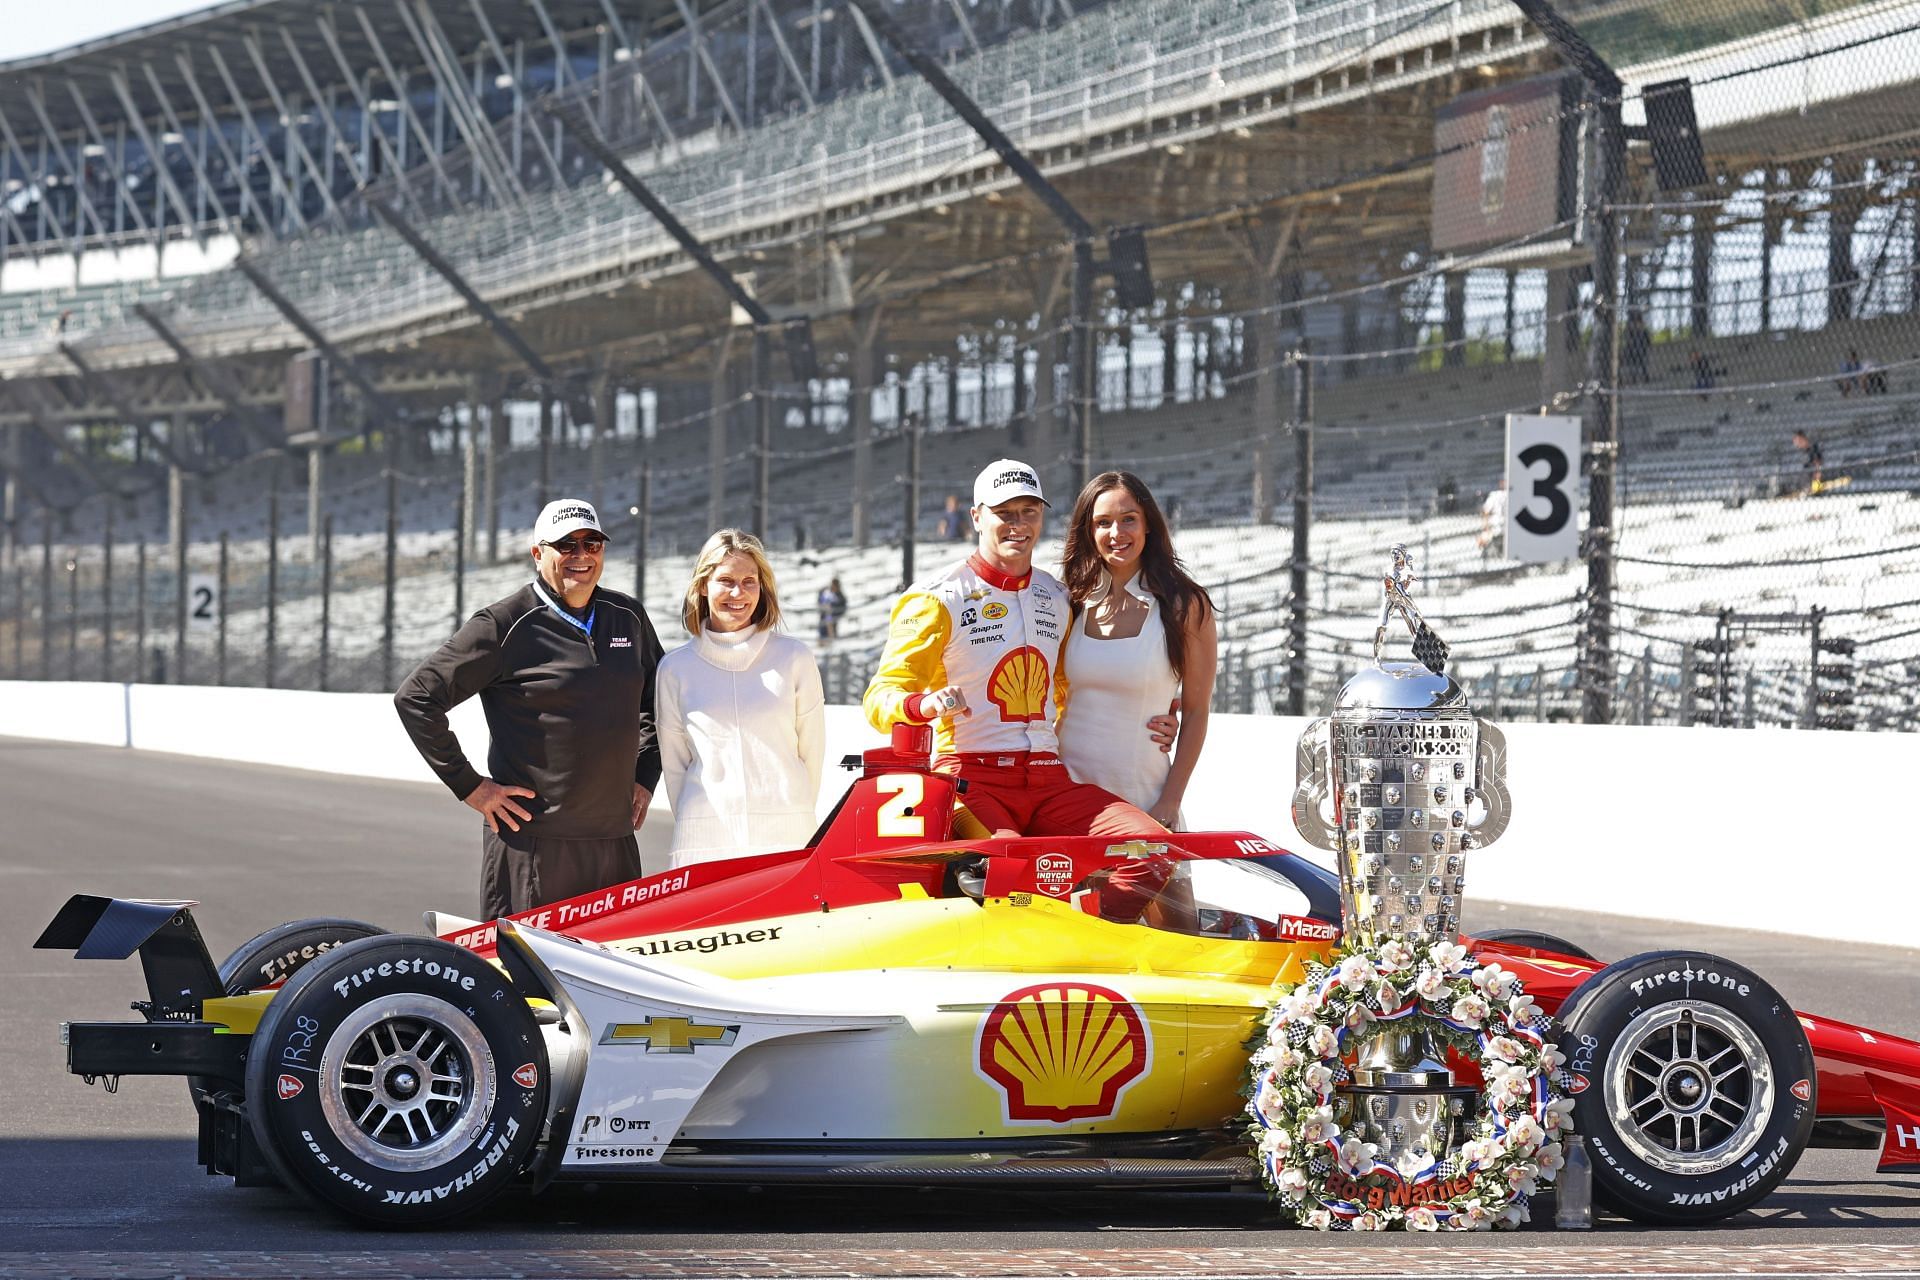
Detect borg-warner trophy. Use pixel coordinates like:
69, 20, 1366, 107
1291, 545, 1513, 1176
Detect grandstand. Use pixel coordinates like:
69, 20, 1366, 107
1, 0, 1917, 733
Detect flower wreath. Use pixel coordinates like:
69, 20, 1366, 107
1246, 935, 1582, 1231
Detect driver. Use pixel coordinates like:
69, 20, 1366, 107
863, 459, 1164, 839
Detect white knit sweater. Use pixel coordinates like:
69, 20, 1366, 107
656, 625, 826, 867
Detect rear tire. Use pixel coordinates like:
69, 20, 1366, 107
194, 919, 389, 1121
1473, 928, 1598, 963
1556, 950, 1815, 1225
245, 935, 547, 1226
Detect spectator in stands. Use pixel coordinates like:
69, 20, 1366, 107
395, 499, 664, 921
1690, 348, 1717, 398
1057, 471, 1216, 829
863, 458, 1163, 839
816, 576, 847, 643
1478, 478, 1509, 561
1792, 430, 1824, 496
1838, 348, 1886, 397
656, 530, 825, 869
1622, 311, 1651, 385
938, 493, 967, 541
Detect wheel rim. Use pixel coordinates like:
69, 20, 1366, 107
1604, 999, 1772, 1176
318, 994, 496, 1172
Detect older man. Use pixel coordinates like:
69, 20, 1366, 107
396, 498, 664, 919
863, 459, 1161, 839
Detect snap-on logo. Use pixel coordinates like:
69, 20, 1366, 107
512, 1063, 540, 1089
1791, 1079, 1812, 1102
276, 1073, 304, 1101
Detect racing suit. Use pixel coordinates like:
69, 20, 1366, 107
863, 554, 1160, 839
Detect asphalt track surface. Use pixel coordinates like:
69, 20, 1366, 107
3, 737, 1920, 1278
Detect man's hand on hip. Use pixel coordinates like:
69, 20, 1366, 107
632, 784, 653, 832
466, 778, 536, 833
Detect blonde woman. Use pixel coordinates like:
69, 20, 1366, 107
655, 530, 826, 868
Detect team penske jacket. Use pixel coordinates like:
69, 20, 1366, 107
863, 553, 1069, 756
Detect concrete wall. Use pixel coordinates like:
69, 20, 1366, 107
3, 680, 1912, 947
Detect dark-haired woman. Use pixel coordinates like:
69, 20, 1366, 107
1057, 471, 1216, 829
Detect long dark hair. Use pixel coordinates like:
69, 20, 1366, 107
1061, 471, 1213, 676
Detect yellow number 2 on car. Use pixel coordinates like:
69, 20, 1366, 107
876, 774, 926, 838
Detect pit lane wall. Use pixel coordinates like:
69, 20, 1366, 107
2, 679, 1907, 949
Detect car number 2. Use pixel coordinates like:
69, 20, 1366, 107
876, 774, 925, 838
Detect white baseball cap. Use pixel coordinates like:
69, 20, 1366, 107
531, 498, 605, 547
972, 458, 1048, 509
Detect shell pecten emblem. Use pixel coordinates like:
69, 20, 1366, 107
986, 646, 1050, 723
975, 982, 1149, 1122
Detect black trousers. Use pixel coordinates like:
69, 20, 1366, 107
480, 829, 643, 921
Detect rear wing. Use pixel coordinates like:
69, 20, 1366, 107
35, 894, 223, 1016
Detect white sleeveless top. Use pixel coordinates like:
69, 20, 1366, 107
1058, 573, 1181, 821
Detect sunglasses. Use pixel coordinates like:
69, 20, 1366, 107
544, 534, 607, 555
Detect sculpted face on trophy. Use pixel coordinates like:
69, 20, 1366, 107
1290, 545, 1512, 948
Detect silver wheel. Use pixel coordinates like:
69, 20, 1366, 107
318, 994, 497, 1172
1606, 999, 1772, 1176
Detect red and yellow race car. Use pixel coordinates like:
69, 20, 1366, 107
37, 726, 1920, 1227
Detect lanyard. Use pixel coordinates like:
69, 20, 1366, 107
532, 582, 595, 640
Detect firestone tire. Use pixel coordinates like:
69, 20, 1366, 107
1556, 950, 1815, 1226
245, 935, 548, 1227
193, 919, 392, 1121
217, 918, 389, 995
1474, 928, 1598, 963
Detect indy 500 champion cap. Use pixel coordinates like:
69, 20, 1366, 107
531, 498, 605, 547
972, 458, 1048, 509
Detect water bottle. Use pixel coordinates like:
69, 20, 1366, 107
1555, 1133, 1594, 1230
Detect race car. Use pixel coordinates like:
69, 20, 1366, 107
36, 725, 1920, 1227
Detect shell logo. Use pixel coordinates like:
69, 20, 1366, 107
986, 647, 1050, 722
976, 982, 1149, 1123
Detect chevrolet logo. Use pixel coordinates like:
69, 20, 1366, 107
599, 1016, 739, 1053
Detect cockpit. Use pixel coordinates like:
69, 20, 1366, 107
1076, 856, 1337, 943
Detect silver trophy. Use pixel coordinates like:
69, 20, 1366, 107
1291, 545, 1512, 1175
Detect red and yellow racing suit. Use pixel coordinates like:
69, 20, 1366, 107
863, 554, 1160, 839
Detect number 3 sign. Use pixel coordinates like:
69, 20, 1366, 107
1503, 414, 1581, 563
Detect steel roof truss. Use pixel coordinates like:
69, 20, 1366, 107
202, 45, 309, 233
61, 80, 153, 241
105, 69, 204, 247
667, 0, 744, 132
19, 86, 112, 243
237, 31, 342, 227
351, 5, 458, 207
396, 0, 522, 206
273, 27, 368, 192
466, 0, 567, 183
140, 60, 250, 239
311, 13, 418, 217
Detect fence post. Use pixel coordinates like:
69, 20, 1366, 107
383, 466, 399, 691
1533, 664, 1546, 721
66, 541, 78, 681
216, 531, 229, 687
101, 503, 114, 683
453, 486, 467, 629
633, 455, 652, 602
173, 469, 188, 685
40, 514, 53, 680
135, 539, 147, 685
901, 414, 922, 589
319, 514, 333, 693
1287, 346, 1312, 715
1636, 644, 1653, 725
266, 470, 280, 689
1679, 644, 1696, 727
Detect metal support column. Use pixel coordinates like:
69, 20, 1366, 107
1287, 348, 1312, 716
266, 471, 280, 688
383, 466, 399, 691
850, 304, 882, 549
101, 503, 114, 682
170, 462, 187, 684
216, 531, 229, 686
901, 412, 922, 590
753, 328, 772, 540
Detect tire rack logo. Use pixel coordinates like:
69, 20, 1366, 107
1033, 853, 1075, 898
975, 982, 1150, 1124
276, 1073, 304, 1101
600, 1017, 740, 1053
512, 1062, 540, 1089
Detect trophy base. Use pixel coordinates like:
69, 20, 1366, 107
1334, 1084, 1480, 1177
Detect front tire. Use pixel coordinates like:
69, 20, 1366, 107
245, 936, 548, 1226
1557, 950, 1815, 1225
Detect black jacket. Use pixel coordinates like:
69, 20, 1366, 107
395, 581, 665, 843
